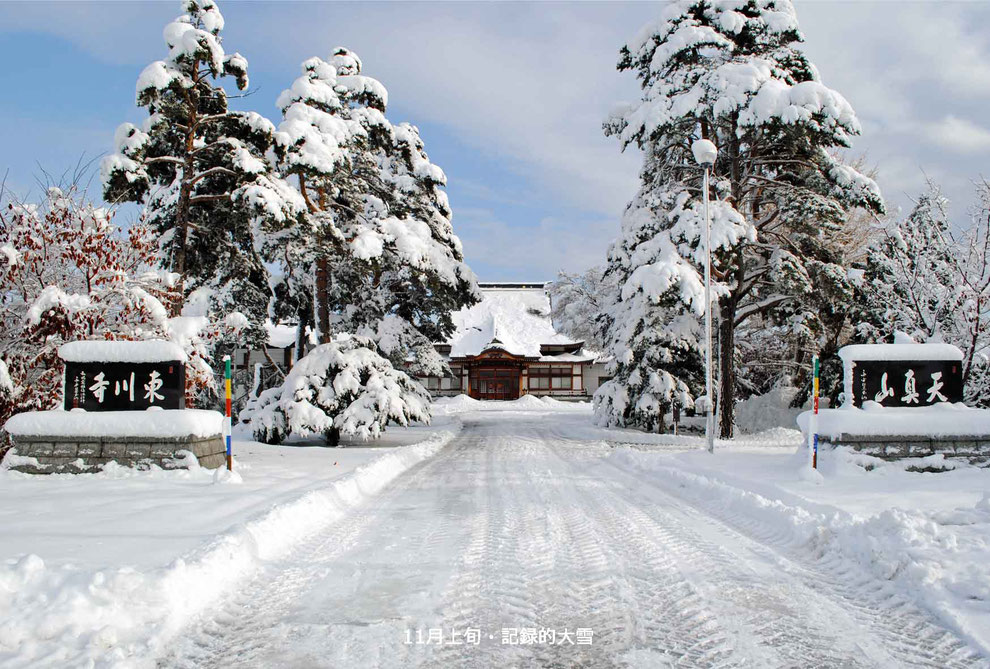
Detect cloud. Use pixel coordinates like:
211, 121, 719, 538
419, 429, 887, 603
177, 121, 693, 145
232, 2, 647, 219
454, 207, 615, 280
0, 2, 647, 224
798, 2, 990, 222
923, 116, 990, 154
6, 1, 990, 278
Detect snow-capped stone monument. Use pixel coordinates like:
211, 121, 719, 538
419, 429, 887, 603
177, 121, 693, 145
799, 340, 990, 463
4, 341, 225, 473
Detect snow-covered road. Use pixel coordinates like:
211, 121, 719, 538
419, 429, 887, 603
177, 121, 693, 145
166, 412, 987, 668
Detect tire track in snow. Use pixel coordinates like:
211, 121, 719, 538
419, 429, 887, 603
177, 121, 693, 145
167, 412, 988, 668
534, 430, 843, 668
429, 426, 599, 668
586, 434, 989, 668
430, 419, 738, 668
163, 437, 474, 669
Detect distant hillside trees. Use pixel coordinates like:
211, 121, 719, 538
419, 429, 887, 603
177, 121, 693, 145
547, 267, 613, 352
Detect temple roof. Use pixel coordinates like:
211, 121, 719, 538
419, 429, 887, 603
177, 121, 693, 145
447, 284, 584, 359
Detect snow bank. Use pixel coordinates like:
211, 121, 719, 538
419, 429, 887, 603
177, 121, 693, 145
264, 321, 297, 348
0, 423, 459, 667
4, 409, 222, 439
735, 386, 805, 434
798, 403, 990, 439
608, 448, 990, 656
432, 394, 591, 415
59, 340, 188, 363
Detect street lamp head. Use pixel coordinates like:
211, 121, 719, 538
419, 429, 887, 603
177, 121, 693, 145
692, 138, 718, 167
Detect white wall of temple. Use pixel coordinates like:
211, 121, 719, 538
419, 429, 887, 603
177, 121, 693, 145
582, 363, 610, 396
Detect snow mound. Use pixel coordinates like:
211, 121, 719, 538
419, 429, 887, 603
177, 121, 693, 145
511, 394, 549, 409
432, 394, 591, 415
59, 339, 188, 363
735, 386, 805, 434
4, 409, 222, 439
798, 404, 990, 439
538, 396, 592, 411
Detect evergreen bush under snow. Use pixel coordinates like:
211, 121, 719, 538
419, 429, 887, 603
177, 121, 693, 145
243, 335, 430, 445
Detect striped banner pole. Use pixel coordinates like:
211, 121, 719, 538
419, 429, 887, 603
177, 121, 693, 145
812, 355, 820, 470
224, 355, 232, 471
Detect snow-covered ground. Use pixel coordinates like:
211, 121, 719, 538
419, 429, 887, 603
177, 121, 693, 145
0, 417, 460, 667
608, 439, 990, 660
2, 398, 989, 667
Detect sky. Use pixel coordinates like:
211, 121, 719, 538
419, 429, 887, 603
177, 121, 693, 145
1, 1, 989, 281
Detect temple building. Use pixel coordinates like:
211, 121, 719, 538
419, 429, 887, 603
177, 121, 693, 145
417, 282, 607, 401
234, 282, 607, 405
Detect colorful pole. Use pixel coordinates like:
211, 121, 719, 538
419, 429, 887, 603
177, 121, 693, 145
811, 355, 820, 470
223, 355, 232, 471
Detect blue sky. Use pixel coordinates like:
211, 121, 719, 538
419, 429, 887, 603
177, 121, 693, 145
2, 1, 990, 281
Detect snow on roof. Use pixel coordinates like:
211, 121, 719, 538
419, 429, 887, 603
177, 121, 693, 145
447, 286, 582, 359
5, 409, 222, 439
538, 353, 596, 363
838, 343, 963, 363
59, 340, 188, 364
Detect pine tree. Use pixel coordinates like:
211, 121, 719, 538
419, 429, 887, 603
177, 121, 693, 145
857, 180, 990, 406
242, 334, 430, 446
101, 0, 303, 349
547, 267, 612, 351
594, 190, 706, 430
271, 48, 479, 372
602, 0, 883, 435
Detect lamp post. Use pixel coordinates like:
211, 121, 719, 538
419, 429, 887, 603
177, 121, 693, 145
692, 138, 717, 455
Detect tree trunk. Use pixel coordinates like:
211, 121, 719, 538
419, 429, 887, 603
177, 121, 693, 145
718, 300, 736, 438
295, 302, 311, 363
315, 255, 330, 344
170, 65, 201, 316
171, 180, 192, 314
325, 425, 341, 447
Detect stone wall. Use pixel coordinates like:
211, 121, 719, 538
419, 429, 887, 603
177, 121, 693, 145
822, 434, 990, 465
8, 433, 225, 474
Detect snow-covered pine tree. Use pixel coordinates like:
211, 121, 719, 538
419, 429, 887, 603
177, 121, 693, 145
270, 50, 378, 349
858, 184, 960, 345
857, 180, 990, 406
547, 266, 613, 351
242, 334, 430, 446
603, 0, 883, 435
271, 48, 478, 374
367, 120, 481, 375
736, 155, 880, 405
102, 0, 303, 350
594, 189, 707, 431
